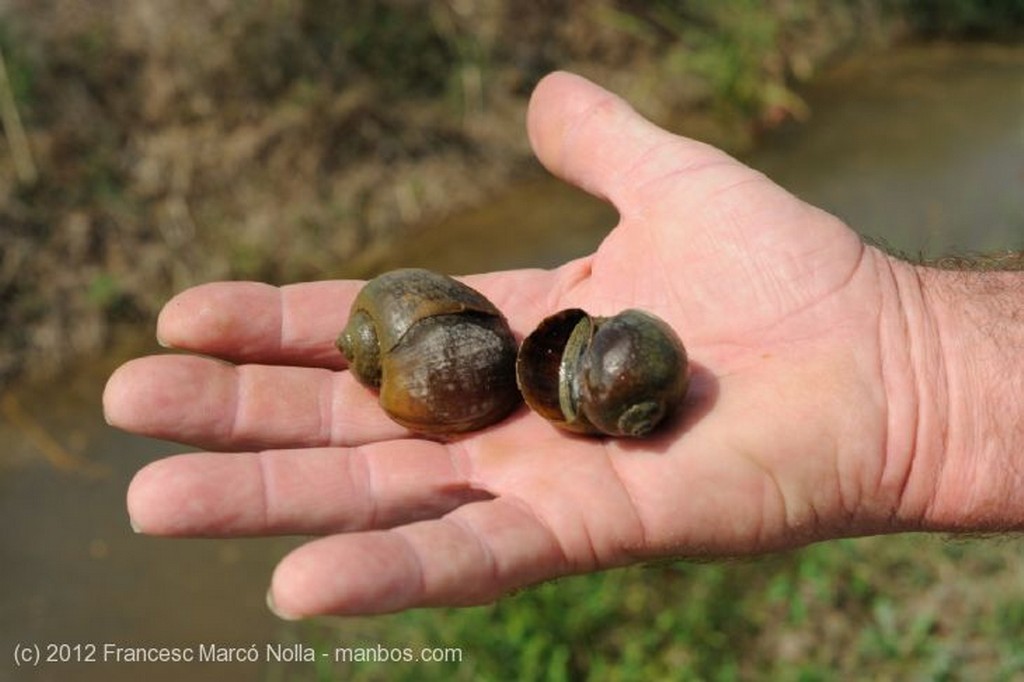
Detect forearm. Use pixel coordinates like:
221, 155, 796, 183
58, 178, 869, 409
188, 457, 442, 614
908, 258, 1024, 531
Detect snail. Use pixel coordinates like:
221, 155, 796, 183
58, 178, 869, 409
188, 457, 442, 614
336, 268, 520, 434
516, 308, 689, 437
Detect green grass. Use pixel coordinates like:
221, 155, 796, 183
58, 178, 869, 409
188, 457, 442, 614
0, 20, 35, 107
890, 0, 1024, 38
284, 534, 1024, 680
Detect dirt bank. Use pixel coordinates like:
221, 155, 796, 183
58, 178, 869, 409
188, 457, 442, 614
0, 1, 1017, 387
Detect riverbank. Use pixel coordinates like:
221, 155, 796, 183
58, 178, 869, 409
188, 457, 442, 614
5, 40, 1024, 680
0, 1, 1021, 387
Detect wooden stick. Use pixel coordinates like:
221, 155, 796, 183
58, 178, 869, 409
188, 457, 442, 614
1, 392, 107, 477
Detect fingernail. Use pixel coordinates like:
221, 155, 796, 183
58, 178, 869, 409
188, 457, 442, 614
266, 589, 298, 621
128, 515, 141, 533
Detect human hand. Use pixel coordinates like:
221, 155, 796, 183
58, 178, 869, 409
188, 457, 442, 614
104, 72, 937, 618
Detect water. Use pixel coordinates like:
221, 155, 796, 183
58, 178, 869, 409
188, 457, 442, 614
374, 44, 1024, 273
750, 43, 1024, 257
2, 43, 1022, 681
0, 351, 304, 681
355, 176, 617, 275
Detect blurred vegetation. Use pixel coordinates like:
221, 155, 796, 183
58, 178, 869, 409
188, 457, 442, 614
290, 535, 1024, 680
1, 0, 1021, 386
0, 0, 869, 385
896, 0, 1024, 37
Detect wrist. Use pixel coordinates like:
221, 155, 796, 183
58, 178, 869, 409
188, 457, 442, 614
905, 262, 1024, 532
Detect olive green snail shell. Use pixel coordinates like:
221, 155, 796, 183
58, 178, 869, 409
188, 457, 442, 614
515, 308, 689, 437
336, 268, 520, 435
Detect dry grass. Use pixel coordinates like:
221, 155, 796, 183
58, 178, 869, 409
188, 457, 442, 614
0, 0, 916, 386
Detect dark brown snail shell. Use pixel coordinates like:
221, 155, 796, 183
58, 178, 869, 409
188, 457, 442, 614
336, 268, 520, 434
516, 308, 688, 437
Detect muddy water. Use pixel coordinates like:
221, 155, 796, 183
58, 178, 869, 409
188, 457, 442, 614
2, 43, 1022, 681
375, 43, 1024, 272
750, 43, 1024, 256
0, 350, 306, 682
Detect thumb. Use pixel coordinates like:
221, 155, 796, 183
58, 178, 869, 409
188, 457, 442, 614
526, 71, 731, 214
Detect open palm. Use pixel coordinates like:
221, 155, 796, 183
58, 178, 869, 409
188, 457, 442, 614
105, 72, 918, 618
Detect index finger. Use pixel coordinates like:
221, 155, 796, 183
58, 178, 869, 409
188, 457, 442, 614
156, 269, 578, 367
156, 280, 357, 368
